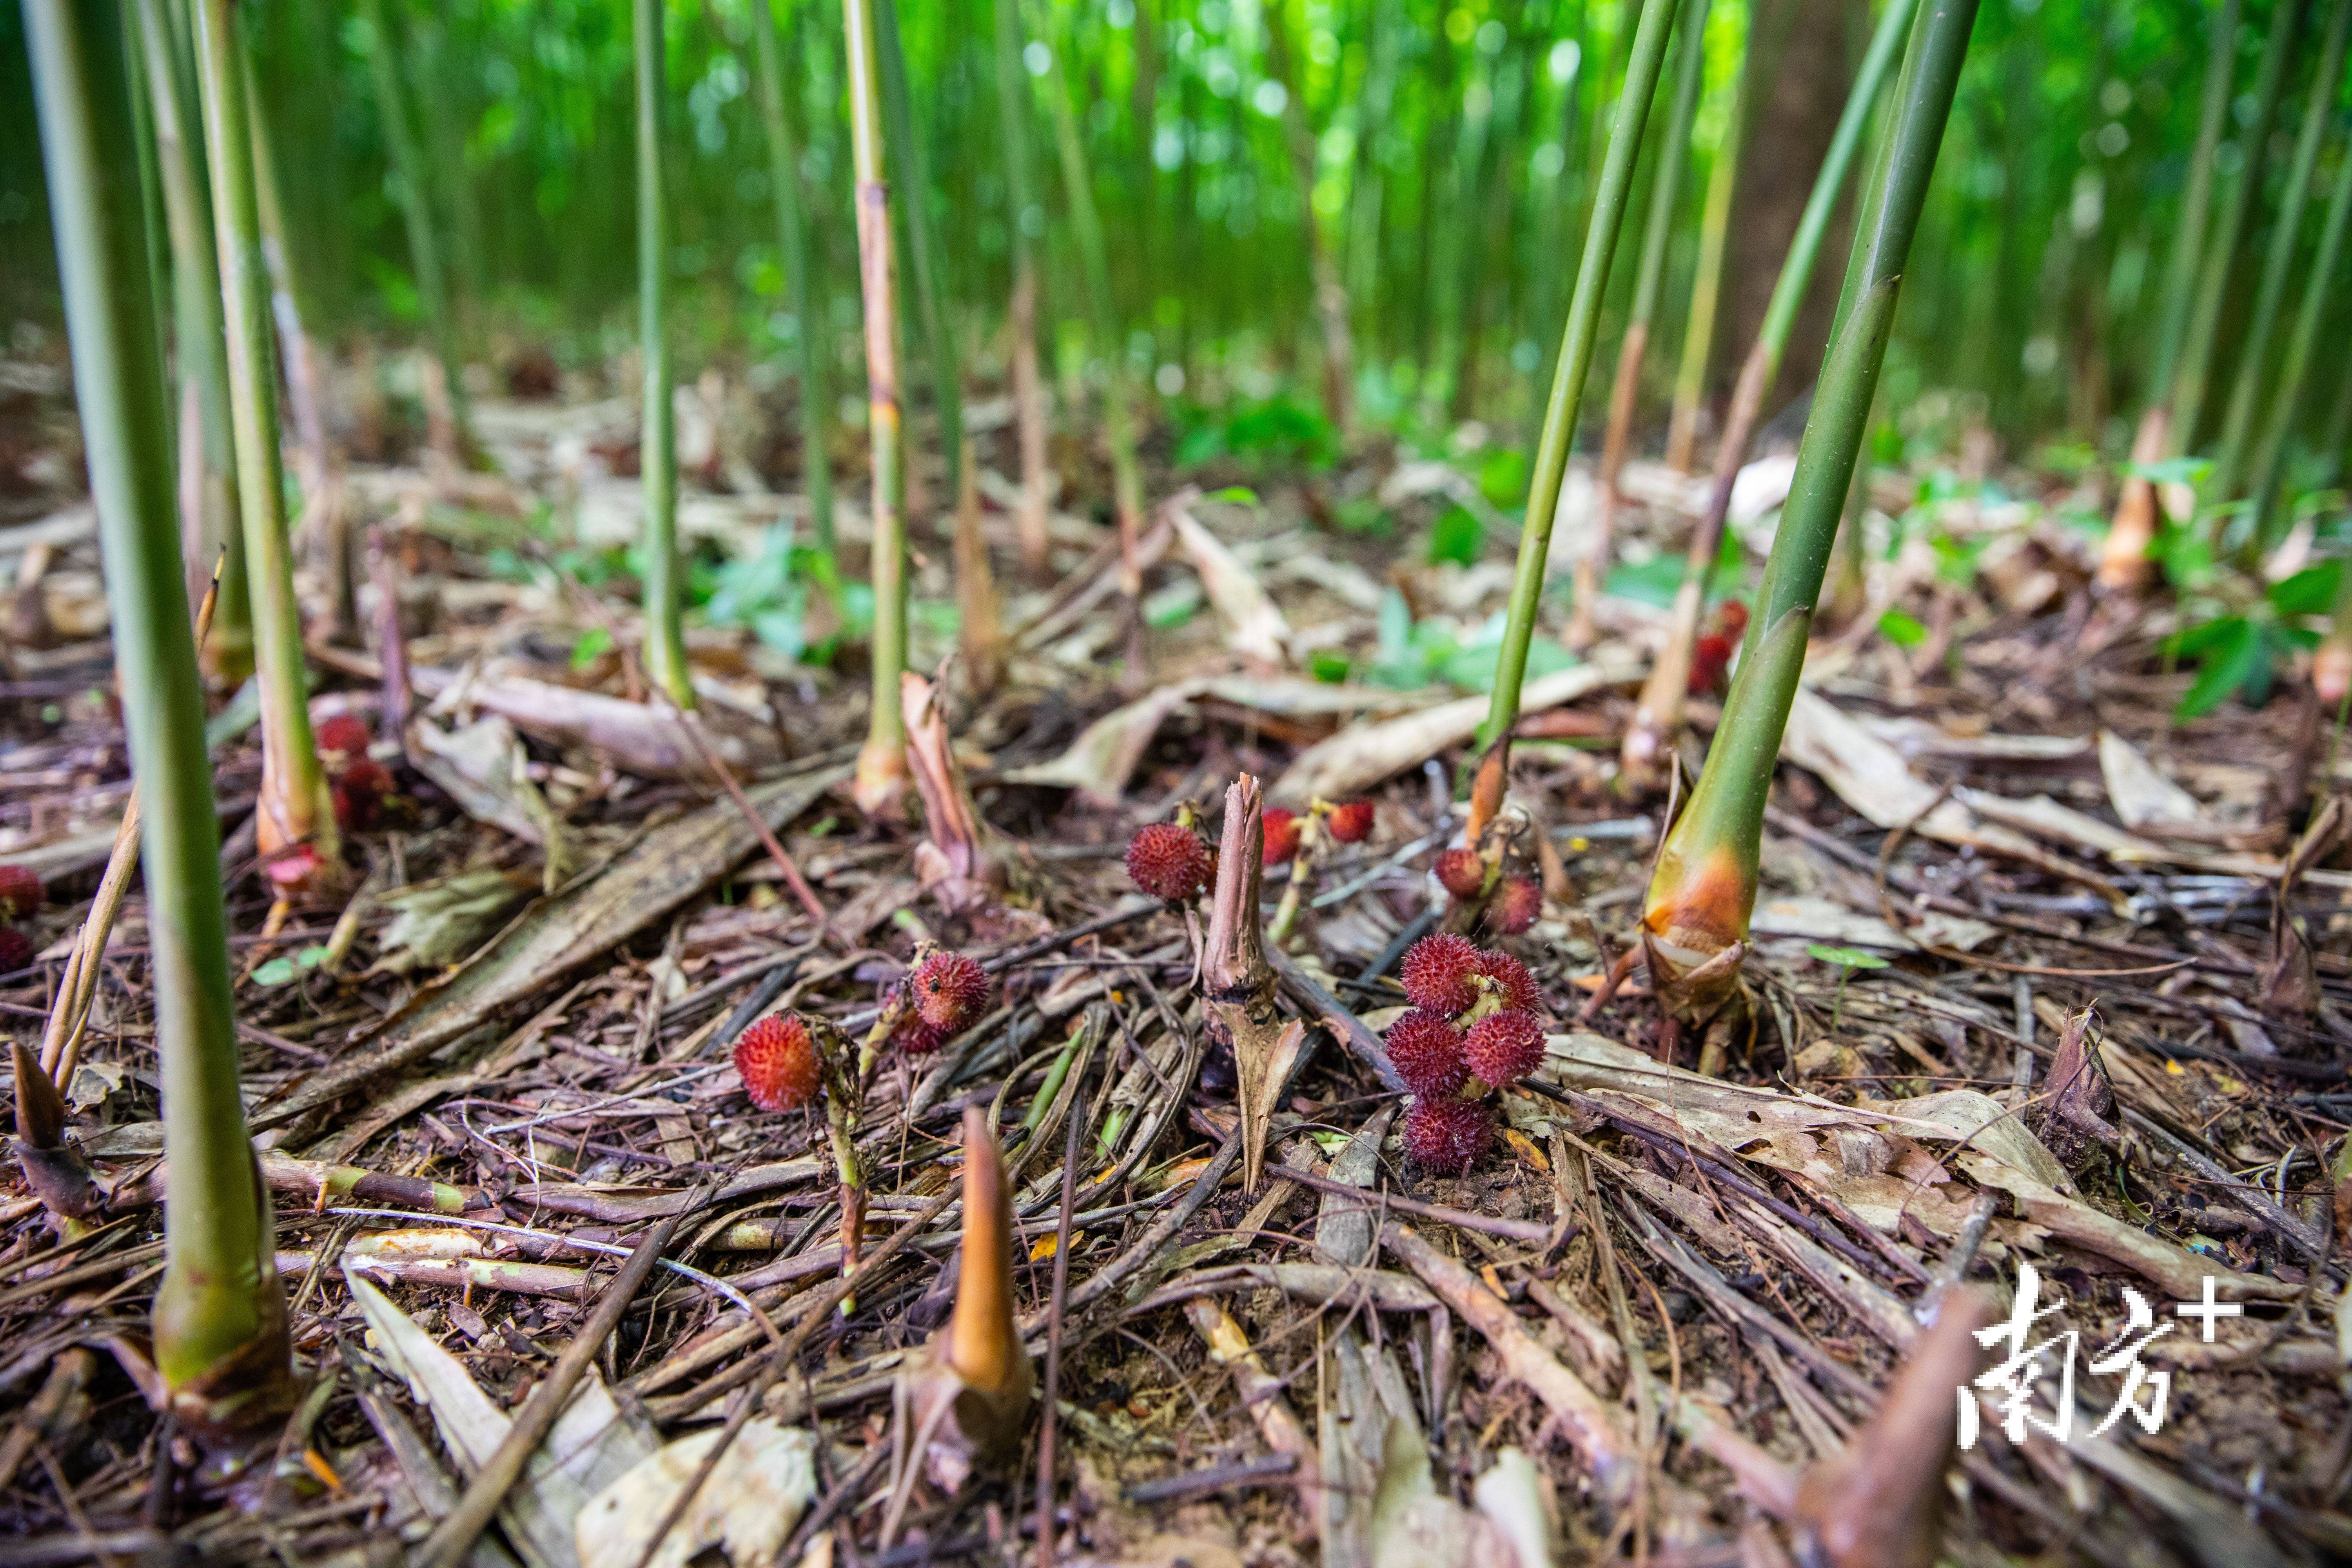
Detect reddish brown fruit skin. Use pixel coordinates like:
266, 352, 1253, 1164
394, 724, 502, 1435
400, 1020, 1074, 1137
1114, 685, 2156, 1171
0, 865, 44, 922
909, 950, 989, 1031
735, 1013, 821, 1111
1488, 876, 1541, 935
1327, 801, 1375, 843
332, 757, 394, 832
897, 1016, 950, 1054
1385, 1009, 1470, 1097
1473, 950, 1540, 1013
1262, 808, 1302, 864
1403, 1096, 1492, 1174
1434, 848, 1485, 899
0, 927, 32, 973
1125, 823, 1212, 902
1465, 1009, 1545, 1087
1400, 933, 1483, 1017
316, 713, 373, 758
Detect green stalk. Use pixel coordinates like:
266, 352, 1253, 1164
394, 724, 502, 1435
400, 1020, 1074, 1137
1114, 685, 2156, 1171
2212, 0, 2350, 515
133, 0, 249, 677
357, 0, 464, 452
2246, 125, 2352, 538
844, 0, 910, 817
634, 0, 692, 710
1026, 0, 1147, 612
123, 0, 171, 365
1620, 0, 1918, 784
2097, 0, 2240, 590
1642, 0, 1977, 1022
192, 0, 337, 878
2167, 0, 2301, 456
873, 0, 960, 508
238, 38, 326, 491
1477, 0, 1682, 749
1664, 45, 1744, 475
751, 0, 835, 555
992, 0, 1050, 573
1567, 0, 1711, 648
25, 0, 290, 1429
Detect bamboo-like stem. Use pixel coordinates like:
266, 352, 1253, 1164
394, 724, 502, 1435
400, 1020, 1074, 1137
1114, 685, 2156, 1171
1641, 0, 1977, 1022
2166, 0, 2301, 457
750, 0, 835, 555
1619, 0, 1918, 786
132, 0, 249, 677
2211, 0, 2350, 519
2246, 125, 2352, 539
634, 0, 693, 711
873, 0, 962, 513
123, 1, 171, 367
2096, 0, 2240, 592
845, 0, 911, 817
26, 0, 289, 1426
1567, 0, 1712, 649
192, 0, 338, 881
1026, 0, 1147, 628
238, 38, 326, 494
1664, 47, 1744, 476
1267, 0, 1356, 436
356, 0, 466, 457
1476, 0, 1683, 750
991, 0, 1051, 574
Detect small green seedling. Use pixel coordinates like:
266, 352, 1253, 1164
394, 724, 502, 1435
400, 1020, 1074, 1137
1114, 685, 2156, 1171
1805, 943, 1889, 1030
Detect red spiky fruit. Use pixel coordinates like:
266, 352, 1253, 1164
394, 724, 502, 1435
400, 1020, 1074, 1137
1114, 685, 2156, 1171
1262, 808, 1302, 865
1466, 1009, 1545, 1087
1126, 823, 1211, 902
1473, 950, 1540, 1013
1403, 1096, 1492, 1175
333, 756, 394, 832
1327, 800, 1375, 843
734, 1013, 821, 1111
1385, 1009, 1469, 1097
316, 713, 373, 760
1487, 875, 1541, 935
0, 927, 32, 974
0, 864, 44, 922
1400, 933, 1482, 1018
897, 1016, 950, 1055
1435, 848, 1485, 899
908, 949, 989, 1032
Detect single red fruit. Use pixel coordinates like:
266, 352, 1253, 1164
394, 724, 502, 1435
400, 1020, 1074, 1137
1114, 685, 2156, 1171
333, 757, 394, 831
1327, 800, 1375, 843
896, 1016, 950, 1055
1399, 933, 1482, 1017
316, 713, 373, 759
908, 949, 989, 1032
0, 927, 32, 974
734, 1013, 821, 1111
1403, 1096, 1492, 1175
1465, 1009, 1546, 1087
1473, 950, 1540, 1013
1262, 808, 1302, 865
1487, 875, 1541, 935
1385, 1009, 1469, 1097
0, 864, 44, 922
1434, 848, 1485, 899
1126, 823, 1212, 902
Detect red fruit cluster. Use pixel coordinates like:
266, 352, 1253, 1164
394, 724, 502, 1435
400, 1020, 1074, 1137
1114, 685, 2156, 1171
1326, 800, 1375, 843
734, 1013, 821, 1111
0, 864, 44, 922
316, 713, 373, 759
1262, 808, 1302, 865
1466, 1010, 1544, 1087
0, 927, 32, 975
1486, 875, 1542, 936
909, 949, 989, 1032
1403, 1096, 1492, 1174
1385, 1009, 1468, 1097
1688, 601, 1750, 695
1126, 822, 1211, 902
1434, 848, 1486, 899
1473, 949, 1539, 1012
1400, 933, 1484, 1016
334, 757, 395, 833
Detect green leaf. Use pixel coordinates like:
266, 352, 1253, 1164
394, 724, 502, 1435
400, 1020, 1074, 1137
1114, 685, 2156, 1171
1477, 447, 1529, 506
1427, 505, 1483, 566
2127, 455, 2213, 488
2269, 562, 2339, 617
1877, 608, 1927, 647
569, 626, 613, 670
1805, 944, 1889, 970
251, 957, 299, 987
2176, 617, 2264, 719
1309, 650, 1352, 683
1204, 485, 1260, 506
